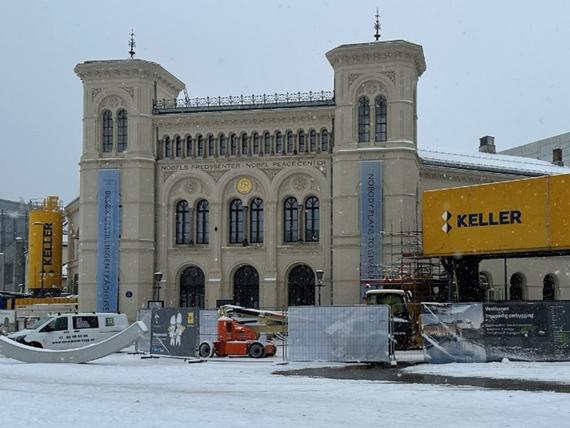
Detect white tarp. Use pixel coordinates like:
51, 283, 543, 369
287, 305, 393, 362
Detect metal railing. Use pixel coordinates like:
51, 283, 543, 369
154, 90, 335, 113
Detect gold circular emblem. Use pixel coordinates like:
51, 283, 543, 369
236, 177, 253, 195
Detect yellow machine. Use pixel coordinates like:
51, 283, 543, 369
27, 196, 64, 295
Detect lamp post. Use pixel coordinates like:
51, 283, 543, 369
153, 271, 163, 301
315, 269, 324, 306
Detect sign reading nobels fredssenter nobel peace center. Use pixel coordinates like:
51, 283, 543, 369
423, 174, 570, 257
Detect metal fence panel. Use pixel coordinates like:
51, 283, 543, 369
135, 309, 152, 353
287, 305, 392, 362
199, 310, 219, 344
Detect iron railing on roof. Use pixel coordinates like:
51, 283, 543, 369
153, 90, 335, 113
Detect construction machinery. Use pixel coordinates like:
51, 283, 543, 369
198, 305, 287, 358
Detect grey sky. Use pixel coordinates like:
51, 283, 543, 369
1, 1, 569, 205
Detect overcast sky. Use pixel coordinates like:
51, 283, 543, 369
1, 0, 569, 205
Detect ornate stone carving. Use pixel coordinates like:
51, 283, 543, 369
100, 95, 126, 110
206, 171, 226, 182
356, 80, 386, 97
292, 175, 308, 191
183, 179, 200, 194
122, 86, 135, 99
163, 170, 176, 181
261, 169, 279, 180
91, 88, 102, 101
348, 73, 361, 88
381, 71, 396, 84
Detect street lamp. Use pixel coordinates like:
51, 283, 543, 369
153, 271, 163, 301
315, 269, 325, 306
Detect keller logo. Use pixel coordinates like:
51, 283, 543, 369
441, 211, 452, 233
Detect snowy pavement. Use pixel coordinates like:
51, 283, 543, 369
0, 353, 569, 428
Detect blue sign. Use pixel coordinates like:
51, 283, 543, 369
96, 170, 120, 312
360, 161, 383, 282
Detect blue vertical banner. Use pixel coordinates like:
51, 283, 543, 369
360, 161, 383, 289
97, 169, 120, 313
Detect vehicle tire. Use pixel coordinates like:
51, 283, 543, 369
198, 341, 214, 358
248, 342, 265, 359
28, 342, 43, 348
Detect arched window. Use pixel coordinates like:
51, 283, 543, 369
358, 96, 370, 142
321, 129, 329, 152
233, 265, 259, 308
250, 198, 263, 244
263, 132, 271, 154
196, 200, 209, 244
164, 136, 172, 158
230, 134, 237, 156
197, 135, 204, 157
175, 136, 182, 157
253, 133, 260, 155
309, 130, 317, 152
117, 110, 127, 152
509, 273, 524, 301
241, 134, 249, 156
175, 200, 191, 244
229, 199, 244, 244
298, 130, 306, 153
102, 110, 113, 152
207, 135, 215, 157
284, 197, 298, 242
543, 274, 557, 301
186, 136, 193, 157
286, 131, 294, 154
288, 265, 315, 306
304, 196, 320, 242
219, 134, 227, 156
375, 95, 387, 142
180, 266, 205, 309
275, 131, 283, 154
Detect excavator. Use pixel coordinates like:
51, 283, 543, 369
197, 305, 287, 358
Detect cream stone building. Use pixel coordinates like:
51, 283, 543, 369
68, 39, 570, 320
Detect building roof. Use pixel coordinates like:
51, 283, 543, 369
419, 149, 570, 176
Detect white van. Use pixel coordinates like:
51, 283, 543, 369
8, 313, 128, 350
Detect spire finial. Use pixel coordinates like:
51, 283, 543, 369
128, 29, 136, 59
374, 9, 381, 41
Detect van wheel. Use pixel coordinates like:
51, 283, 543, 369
28, 342, 43, 348
248, 342, 265, 358
198, 341, 214, 358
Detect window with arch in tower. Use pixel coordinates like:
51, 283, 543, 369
186, 136, 193, 157
164, 136, 172, 158
358, 96, 370, 142
286, 131, 294, 154
284, 197, 299, 242
263, 132, 271, 154
321, 129, 329, 152
230, 134, 237, 156
375, 95, 387, 142
275, 131, 283, 154
197, 135, 204, 157
241, 134, 249, 156
250, 198, 264, 243
175, 136, 182, 157
298, 130, 306, 153
253, 133, 260, 155
229, 199, 244, 243
309, 130, 317, 152
208, 135, 215, 157
304, 196, 320, 242
175, 200, 192, 244
219, 134, 227, 156
102, 110, 113, 152
117, 110, 127, 152
196, 199, 209, 244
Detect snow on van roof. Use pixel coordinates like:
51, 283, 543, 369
419, 149, 570, 176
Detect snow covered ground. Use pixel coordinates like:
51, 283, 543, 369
1, 353, 569, 428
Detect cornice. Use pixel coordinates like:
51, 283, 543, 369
74, 59, 185, 95
326, 40, 426, 77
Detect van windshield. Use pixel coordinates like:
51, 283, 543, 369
26, 317, 53, 329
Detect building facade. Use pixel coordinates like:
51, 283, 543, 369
0, 199, 28, 293
70, 39, 570, 320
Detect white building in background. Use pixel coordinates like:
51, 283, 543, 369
66, 37, 570, 320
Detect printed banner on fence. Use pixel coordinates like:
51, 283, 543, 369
150, 308, 200, 357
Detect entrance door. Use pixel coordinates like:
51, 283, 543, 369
180, 266, 205, 308
233, 265, 259, 308
288, 264, 315, 306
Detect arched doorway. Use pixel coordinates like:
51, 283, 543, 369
509, 273, 524, 301
288, 264, 315, 306
180, 266, 205, 308
543, 274, 557, 301
233, 265, 259, 308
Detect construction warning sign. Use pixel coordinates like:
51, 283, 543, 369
422, 174, 570, 257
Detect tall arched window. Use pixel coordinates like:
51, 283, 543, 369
229, 199, 244, 244
196, 200, 209, 244
175, 200, 191, 244
309, 130, 317, 152
180, 266, 205, 309
304, 196, 320, 242
175, 135, 182, 157
207, 135, 215, 157
509, 273, 524, 300
230, 134, 237, 156
275, 131, 283, 154
284, 197, 298, 242
241, 133, 249, 156
117, 110, 128, 152
321, 129, 329, 152
219, 134, 227, 156
543, 274, 557, 301
197, 135, 204, 157
358, 96, 370, 142
375, 95, 387, 142
253, 133, 260, 155
186, 136, 193, 157
298, 130, 306, 153
286, 131, 294, 154
250, 198, 263, 244
102, 110, 113, 152
288, 265, 315, 306
263, 132, 271, 154
233, 265, 259, 308
164, 136, 171, 158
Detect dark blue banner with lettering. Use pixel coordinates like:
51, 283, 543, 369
360, 161, 383, 291
96, 170, 120, 312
